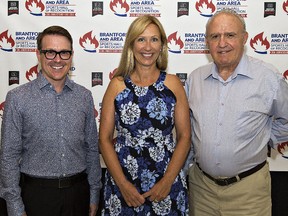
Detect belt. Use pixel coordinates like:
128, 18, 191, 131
20, 171, 87, 189
197, 161, 266, 186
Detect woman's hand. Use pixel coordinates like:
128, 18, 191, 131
119, 180, 146, 207
142, 177, 173, 203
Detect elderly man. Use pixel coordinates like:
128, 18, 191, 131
186, 9, 288, 216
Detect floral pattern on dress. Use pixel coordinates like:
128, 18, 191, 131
102, 71, 188, 216
120, 101, 141, 125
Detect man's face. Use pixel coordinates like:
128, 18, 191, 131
36, 35, 73, 85
206, 13, 248, 72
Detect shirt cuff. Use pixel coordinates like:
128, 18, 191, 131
7, 199, 25, 216
90, 189, 101, 205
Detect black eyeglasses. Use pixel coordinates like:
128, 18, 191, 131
40, 49, 73, 60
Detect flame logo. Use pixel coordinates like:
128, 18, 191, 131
25, 0, 45, 16
283, 70, 288, 81
195, 0, 216, 17
26, 65, 39, 81
109, 68, 118, 80
0, 101, 5, 120
0, 30, 15, 52
250, 32, 270, 54
79, 31, 99, 53
277, 141, 288, 159
168, 32, 184, 54
283, 0, 288, 13
94, 107, 99, 119
110, 0, 130, 17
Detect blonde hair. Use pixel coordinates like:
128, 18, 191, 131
115, 15, 168, 78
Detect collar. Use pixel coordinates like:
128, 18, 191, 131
36, 72, 74, 91
204, 54, 254, 81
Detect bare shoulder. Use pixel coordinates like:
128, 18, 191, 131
106, 76, 126, 97
164, 74, 183, 93
109, 76, 125, 87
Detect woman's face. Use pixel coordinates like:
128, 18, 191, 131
133, 24, 162, 69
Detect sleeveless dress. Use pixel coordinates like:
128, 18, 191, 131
101, 71, 188, 216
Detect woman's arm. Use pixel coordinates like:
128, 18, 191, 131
99, 78, 145, 207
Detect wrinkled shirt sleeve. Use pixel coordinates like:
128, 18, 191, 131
270, 77, 288, 147
84, 92, 102, 205
182, 78, 194, 176
0, 91, 25, 216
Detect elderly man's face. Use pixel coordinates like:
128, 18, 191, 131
206, 13, 248, 73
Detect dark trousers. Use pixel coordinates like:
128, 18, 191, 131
0, 197, 8, 216
20, 175, 90, 216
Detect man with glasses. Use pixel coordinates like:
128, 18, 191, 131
0, 26, 102, 216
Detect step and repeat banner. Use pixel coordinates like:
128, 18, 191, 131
1, 0, 288, 170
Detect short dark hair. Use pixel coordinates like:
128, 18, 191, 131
37, 25, 73, 51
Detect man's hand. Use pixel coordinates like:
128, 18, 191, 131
89, 204, 98, 216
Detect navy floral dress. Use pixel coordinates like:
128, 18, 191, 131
101, 71, 188, 216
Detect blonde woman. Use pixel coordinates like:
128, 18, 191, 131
99, 15, 191, 215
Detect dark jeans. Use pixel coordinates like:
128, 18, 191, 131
0, 197, 8, 216
20, 175, 90, 216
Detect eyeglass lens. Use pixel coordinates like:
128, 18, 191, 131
42, 50, 72, 60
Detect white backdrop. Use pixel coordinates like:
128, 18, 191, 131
1, 0, 288, 170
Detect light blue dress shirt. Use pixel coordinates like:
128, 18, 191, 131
185, 55, 288, 177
